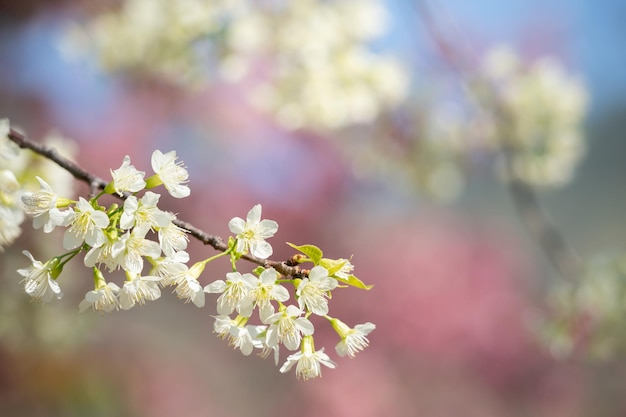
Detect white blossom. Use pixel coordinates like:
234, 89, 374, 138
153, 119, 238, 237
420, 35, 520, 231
481, 46, 588, 187
108, 155, 146, 196
332, 320, 376, 358
170, 261, 206, 307
84, 233, 123, 272
0, 205, 23, 250
119, 191, 170, 231
228, 204, 278, 259
21, 176, 67, 233
0, 170, 19, 194
62, 197, 110, 249
213, 315, 238, 338
114, 229, 162, 274
296, 266, 338, 316
333, 258, 354, 280
229, 324, 266, 356
248, 267, 290, 321
212, 315, 266, 356
204, 271, 257, 316
17, 250, 63, 303
264, 305, 314, 351
149, 251, 189, 284
150, 150, 190, 198
0, 170, 22, 248
79, 282, 120, 313
157, 212, 189, 256
119, 274, 161, 310
74, 0, 408, 129
0, 118, 19, 160
174, 274, 205, 307
279, 336, 336, 380
21, 176, 56, 215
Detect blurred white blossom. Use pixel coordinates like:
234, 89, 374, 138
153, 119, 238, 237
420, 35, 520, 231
67, 0, 407, 129
0, 119, 19, 160
482, 45, 588, 187
542, 255, 626, 359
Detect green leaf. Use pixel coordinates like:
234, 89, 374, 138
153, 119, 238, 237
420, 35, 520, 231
252, 266, 265, 276
335, 274, 374, 290
286, 242, 323, 264
319, 258, 348, 276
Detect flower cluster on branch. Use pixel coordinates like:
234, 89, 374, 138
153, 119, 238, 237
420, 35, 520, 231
2, 120, 374, 380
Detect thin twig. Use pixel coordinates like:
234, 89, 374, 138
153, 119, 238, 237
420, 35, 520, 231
415, 0, 582, 281
7, 128, 302, 277
502, 146, 582, 280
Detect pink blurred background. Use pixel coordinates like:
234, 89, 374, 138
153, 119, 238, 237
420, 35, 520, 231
2, 1, 626, 416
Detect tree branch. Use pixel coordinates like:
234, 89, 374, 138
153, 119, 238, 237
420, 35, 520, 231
415, 0, 582, 281
7, 128, 302, 277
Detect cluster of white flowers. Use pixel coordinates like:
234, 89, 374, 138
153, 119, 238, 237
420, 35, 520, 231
481, 45, 588, 187
12, 142, 375, 379
17, 149, 191, 312
338, 108, 468, 203
64, 0, 407, 130
340, 44, 589, 200
62, 0, 231, 84
205, 205, 375, 379
232, 0, 408, 129
540, 255, 626, 359
0, 120, 77, 251
0, 119, 24, 250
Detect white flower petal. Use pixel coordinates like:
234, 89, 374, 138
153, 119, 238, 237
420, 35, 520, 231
228, 217, 246, 234
250, 240, 273, 259
246, 204, 262, 223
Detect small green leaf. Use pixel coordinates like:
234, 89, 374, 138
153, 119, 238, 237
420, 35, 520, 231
252, 266, 265, 276
335, 274, 374, 290
319, 258, 348, 276
286, 242, 323, 264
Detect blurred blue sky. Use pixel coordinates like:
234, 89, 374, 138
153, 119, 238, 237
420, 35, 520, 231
390, 0, 626, 114
1, 0, 625, 130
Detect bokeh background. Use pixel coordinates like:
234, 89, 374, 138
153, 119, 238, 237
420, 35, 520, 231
1, 0, 626, 416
